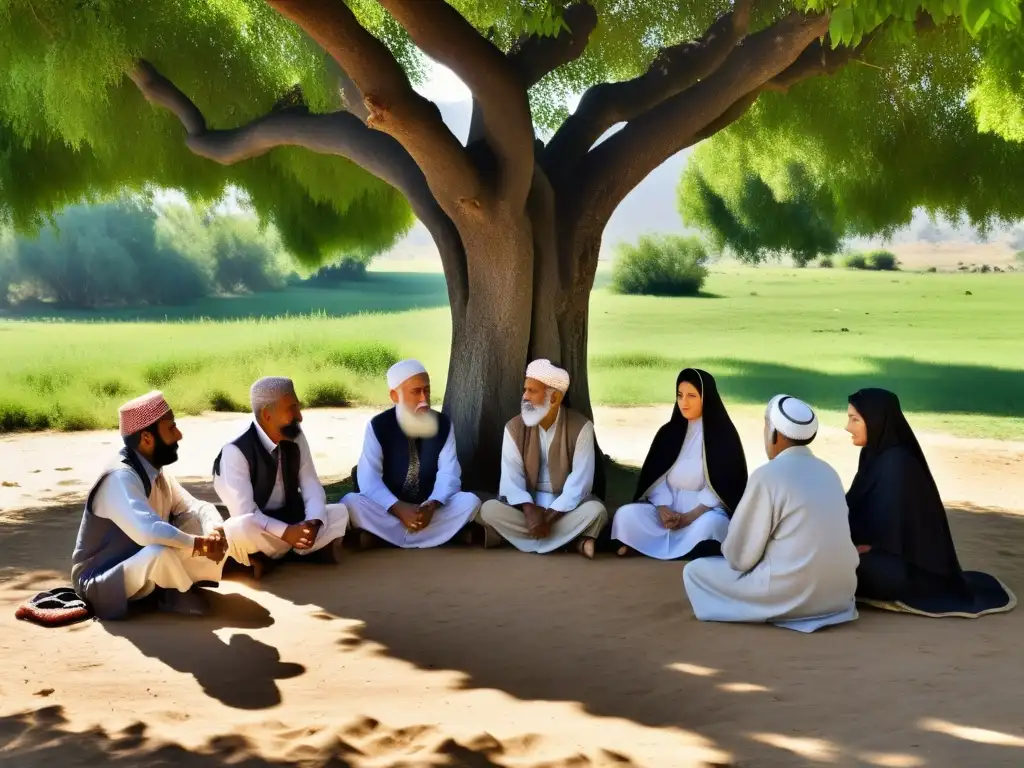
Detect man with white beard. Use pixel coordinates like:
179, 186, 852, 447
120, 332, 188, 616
342, 359, 481, 548
480, 359, 607, 559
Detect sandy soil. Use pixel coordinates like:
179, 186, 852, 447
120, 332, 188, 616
2, 407, 1023, 767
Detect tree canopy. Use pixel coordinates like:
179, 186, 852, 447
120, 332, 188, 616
678, 17, 1024, 262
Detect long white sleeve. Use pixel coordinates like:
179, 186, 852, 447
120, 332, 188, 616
213, 444, 288, 539
92, 469, 194, 550
646, 477, 674, 507
550, 421, 596, 513
357, 422, 400, 510
721, 466, 775, 573
166, 473, 222, 532
697, 483, 723, 511
296, 433, 327, 523
498, 427, 533, 506
427, 423, 461, 505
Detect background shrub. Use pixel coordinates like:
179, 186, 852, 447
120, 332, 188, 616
612, 235, 709, 297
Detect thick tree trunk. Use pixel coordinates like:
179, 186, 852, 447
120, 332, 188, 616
441, 190, 599, 493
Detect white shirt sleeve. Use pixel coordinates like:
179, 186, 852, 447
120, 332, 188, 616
166, 473, 222, 532
296, 434, 327, 523
550, 421, 596, 513
427, 422, 461, 505
646, 476, 674, 508
498, 427, 533, 506
721, 467, 774, 573
357, 422, 400, 510
213, 443, 288, 539
92, 469, 195, 550
698, 478, 723, 510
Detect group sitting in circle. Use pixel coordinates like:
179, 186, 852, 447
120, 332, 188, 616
54, 357, 1015, 631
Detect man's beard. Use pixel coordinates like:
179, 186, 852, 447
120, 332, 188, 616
396, 396, 439, 438
521, 397, 551, 428
151, 433, 180, 468
280, 419, 302, 440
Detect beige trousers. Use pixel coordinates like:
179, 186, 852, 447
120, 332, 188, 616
479, 499, 607, 554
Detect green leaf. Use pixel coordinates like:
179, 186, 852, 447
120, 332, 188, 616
961, 0, 993, 34
829, 7, 854, 46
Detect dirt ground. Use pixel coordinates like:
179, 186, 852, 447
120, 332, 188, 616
2, 407, 1023, 767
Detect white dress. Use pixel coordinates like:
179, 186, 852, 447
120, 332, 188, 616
612, 419, 730, 560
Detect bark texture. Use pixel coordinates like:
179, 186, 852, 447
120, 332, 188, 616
132, 0, 864, 490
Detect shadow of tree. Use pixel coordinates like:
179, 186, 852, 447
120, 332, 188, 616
0, 705, 564, 767
705, 357, 1024, 420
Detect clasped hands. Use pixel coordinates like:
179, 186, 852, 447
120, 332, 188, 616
657, 505, 705, 531
390, 500, 440, 533
522, 502, 563, 539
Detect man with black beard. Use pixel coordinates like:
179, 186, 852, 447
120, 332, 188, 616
213, 376, 349, 577
343, 359, 480, 548
72, 391, 256, 619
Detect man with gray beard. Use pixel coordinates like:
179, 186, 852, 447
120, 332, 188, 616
343, 359, 481, 548
480, 359, 607, 559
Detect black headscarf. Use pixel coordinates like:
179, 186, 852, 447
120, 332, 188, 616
846, 388, 962, 578
633, 368, 748, 515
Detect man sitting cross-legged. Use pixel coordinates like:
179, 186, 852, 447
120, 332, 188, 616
343, 359, 481, 549
213, 376, 349, 577
480, 359, 608, 559
71, 391, 259, 619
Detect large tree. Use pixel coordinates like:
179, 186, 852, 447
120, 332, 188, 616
679, 19, 1024, 259
1, 0, 1020, 487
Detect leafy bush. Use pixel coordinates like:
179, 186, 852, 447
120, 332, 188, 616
612, 235, 709, 297
819, 255, 834, 268
867, 250, 899, 271
1015, 250, 1024, 264
845, 253, 869, 270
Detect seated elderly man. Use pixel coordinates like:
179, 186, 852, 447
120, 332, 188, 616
343, 359, 481, 549
213, 376, 349, 577
480, 359, 608, 559
71, 391, 259, 619
683, 395, 860, 632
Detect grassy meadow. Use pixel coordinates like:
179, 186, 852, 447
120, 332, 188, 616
2, 264, 1023, 440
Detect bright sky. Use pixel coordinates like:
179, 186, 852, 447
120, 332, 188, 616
416, 62, 471, 103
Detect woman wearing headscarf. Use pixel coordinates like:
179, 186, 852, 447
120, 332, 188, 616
846, 388, 1015, 617
612, 368, 748, 560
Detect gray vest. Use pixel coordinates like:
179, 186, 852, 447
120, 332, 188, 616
70, 449, 152, 620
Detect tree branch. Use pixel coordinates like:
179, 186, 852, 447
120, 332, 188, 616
128, 58, 468, 311
575, 11, 830, 227
763, 37, 870, 93
508, 3, 599, 88
264, 0, 482, 218
544, 0, 754, 177
378, 0, 535, 207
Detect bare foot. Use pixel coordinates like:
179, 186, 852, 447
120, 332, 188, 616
616, 545, 634, 557
250, 553, 276, 580
576, 537, 596, 560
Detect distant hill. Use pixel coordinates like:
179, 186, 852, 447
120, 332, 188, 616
380, 99, 1020, 269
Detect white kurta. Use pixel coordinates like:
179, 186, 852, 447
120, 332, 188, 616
213, 422, 349, 562
344, 415, 480, 548
92, 457, 256, 600
683, 445, 860, 632
612, 419, 730, 560
484, 410, 605, 553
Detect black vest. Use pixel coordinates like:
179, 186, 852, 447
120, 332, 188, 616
371, 408, 451, 505
213, 423, 305, 525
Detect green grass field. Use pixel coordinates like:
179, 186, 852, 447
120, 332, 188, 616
3, 266, 1023, 440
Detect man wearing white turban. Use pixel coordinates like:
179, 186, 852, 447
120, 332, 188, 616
480, 359, 607, 559
212, 376, 349, 577
684, 395, 860, 632
342, 360, 481, 548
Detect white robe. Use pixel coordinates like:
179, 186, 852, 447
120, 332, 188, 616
611, 419, 730, 559
683, 446, 860, 632
213, 421, 349, 562
344, 415, 480, 548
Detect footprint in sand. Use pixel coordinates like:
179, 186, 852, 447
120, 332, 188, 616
55, 467, 73, 472
2, 481, 20, 487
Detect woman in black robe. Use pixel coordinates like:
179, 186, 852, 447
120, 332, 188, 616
846, 388, 1015, 617
611, 368, 748, 560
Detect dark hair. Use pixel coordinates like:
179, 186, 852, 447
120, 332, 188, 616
771, 428, 817, 447
123, 423, 159, 452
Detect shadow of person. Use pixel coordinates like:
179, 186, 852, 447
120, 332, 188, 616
104, 590, 304, 710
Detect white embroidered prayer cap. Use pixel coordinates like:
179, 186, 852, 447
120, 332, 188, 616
250, 376, 296, 415
525, 359, 570, 393
387, 359, 428, 390
767, 394, 818, 441
118, 391, 171, 436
